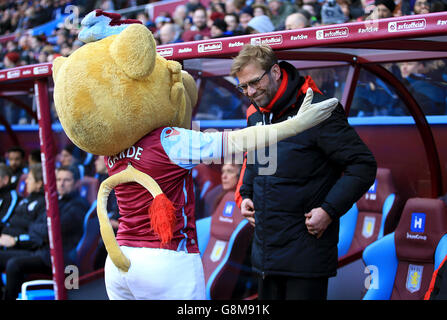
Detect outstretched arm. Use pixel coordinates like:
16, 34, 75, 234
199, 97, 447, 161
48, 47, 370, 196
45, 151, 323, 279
161, 89, 338, 167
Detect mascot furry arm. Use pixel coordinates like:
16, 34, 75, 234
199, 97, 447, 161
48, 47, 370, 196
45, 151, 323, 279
52, 10, 337, 273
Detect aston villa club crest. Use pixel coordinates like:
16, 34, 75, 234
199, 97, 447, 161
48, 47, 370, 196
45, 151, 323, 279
210, 240, 226, 262
362, 216, 376, 238
406, 264, 423, 293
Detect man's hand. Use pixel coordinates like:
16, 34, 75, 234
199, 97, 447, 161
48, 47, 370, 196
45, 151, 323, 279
304, 207, 332, 239
0, 234, 16, 248
241, 198, 255, 227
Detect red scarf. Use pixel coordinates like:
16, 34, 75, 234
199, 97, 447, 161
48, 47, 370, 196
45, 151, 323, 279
259, 68, 322, 115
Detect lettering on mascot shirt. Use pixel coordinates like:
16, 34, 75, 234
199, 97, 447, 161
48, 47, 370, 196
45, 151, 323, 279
104, 126, 225, 252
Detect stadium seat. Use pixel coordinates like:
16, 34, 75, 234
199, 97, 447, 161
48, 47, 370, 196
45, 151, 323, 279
71, 200, 101, 275
339, 168, 400, 258
1, 188, 18, 225
202, 184, 223, 219
192, 164, 222, 219
196, 191, 255, 300
362, 198, 447, 300
16, 280, 55, 300
76, 176, 99, 205
16, 173, 28, 197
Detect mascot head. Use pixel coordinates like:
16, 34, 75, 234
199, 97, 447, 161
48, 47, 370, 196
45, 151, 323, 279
52, 10, 198, 156
52, 10, 198, 272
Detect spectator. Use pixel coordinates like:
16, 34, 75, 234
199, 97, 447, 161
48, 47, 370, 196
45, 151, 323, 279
0, 165, 89, 300
3, 51, 20, 69
6, 146, 26, 189
210, 18, 228, 38
28, 149, 41, 166
398, 61, 447, 115
225, 0, 250, 14
246, 14, 275, 33
159, 23, 183, 44
173, 4, 188, 29
200, 163, 243, 221
412, 0, 431, 14
186, 0, 206, 15
58, 144, 84, 179
431, 1, 447, 12
59, 144, 78, 167
0, 163, 45, 249
252, 3, 273, 18
321, 0, 348, 25
337, 0, 354, 20
220, 163, 241, 192
267, 0, 298, 30
367, 0, 395, 19
181, 7, 211, 41
238, 5, 254, 30
0, 163, 18, 225
183, 15, 194, 32
224, 12, 244, 35
284, 12, 310, 30
154, 14, 172, 31
299, 0, 322, 24
208, 1, 226, 25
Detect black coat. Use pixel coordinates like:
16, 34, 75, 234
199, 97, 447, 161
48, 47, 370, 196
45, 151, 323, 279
2, 191, 45, 238
21, 191, 89, 267
0, 185, 19, 227
238, 61, 377, 278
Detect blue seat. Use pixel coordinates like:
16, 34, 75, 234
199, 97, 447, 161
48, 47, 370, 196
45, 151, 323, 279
16, 173, 28, 197
196, 191, 255, 300
16, 280, 55, 300
339, 168, 400, 258
196, 216, 211, 258
338, 203, 358, 258
76, 176, 99, 206
72, 200, 101, 275
363, 198, 447, 300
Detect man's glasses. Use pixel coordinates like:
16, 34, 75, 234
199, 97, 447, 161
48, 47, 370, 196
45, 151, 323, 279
236, 67, 271, 93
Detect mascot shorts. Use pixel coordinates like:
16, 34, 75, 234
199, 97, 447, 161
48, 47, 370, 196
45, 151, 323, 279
104, 246, 205, 300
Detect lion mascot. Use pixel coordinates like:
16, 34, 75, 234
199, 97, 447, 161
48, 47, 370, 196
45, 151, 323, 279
52, 9, 337, 299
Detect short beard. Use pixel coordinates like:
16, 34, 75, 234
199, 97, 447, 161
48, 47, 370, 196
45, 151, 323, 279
251, 74, 278, 108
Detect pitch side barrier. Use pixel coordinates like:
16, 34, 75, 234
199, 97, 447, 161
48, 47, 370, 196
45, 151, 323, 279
0, 63, 69, 299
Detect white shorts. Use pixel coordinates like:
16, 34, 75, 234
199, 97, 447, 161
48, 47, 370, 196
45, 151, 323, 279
104, 246, 206, 300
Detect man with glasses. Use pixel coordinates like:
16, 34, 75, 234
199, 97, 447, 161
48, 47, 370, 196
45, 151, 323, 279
232, 44, 377, 300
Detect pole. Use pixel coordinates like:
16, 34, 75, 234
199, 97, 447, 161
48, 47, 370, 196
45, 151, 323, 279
34, 78, 67, 300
